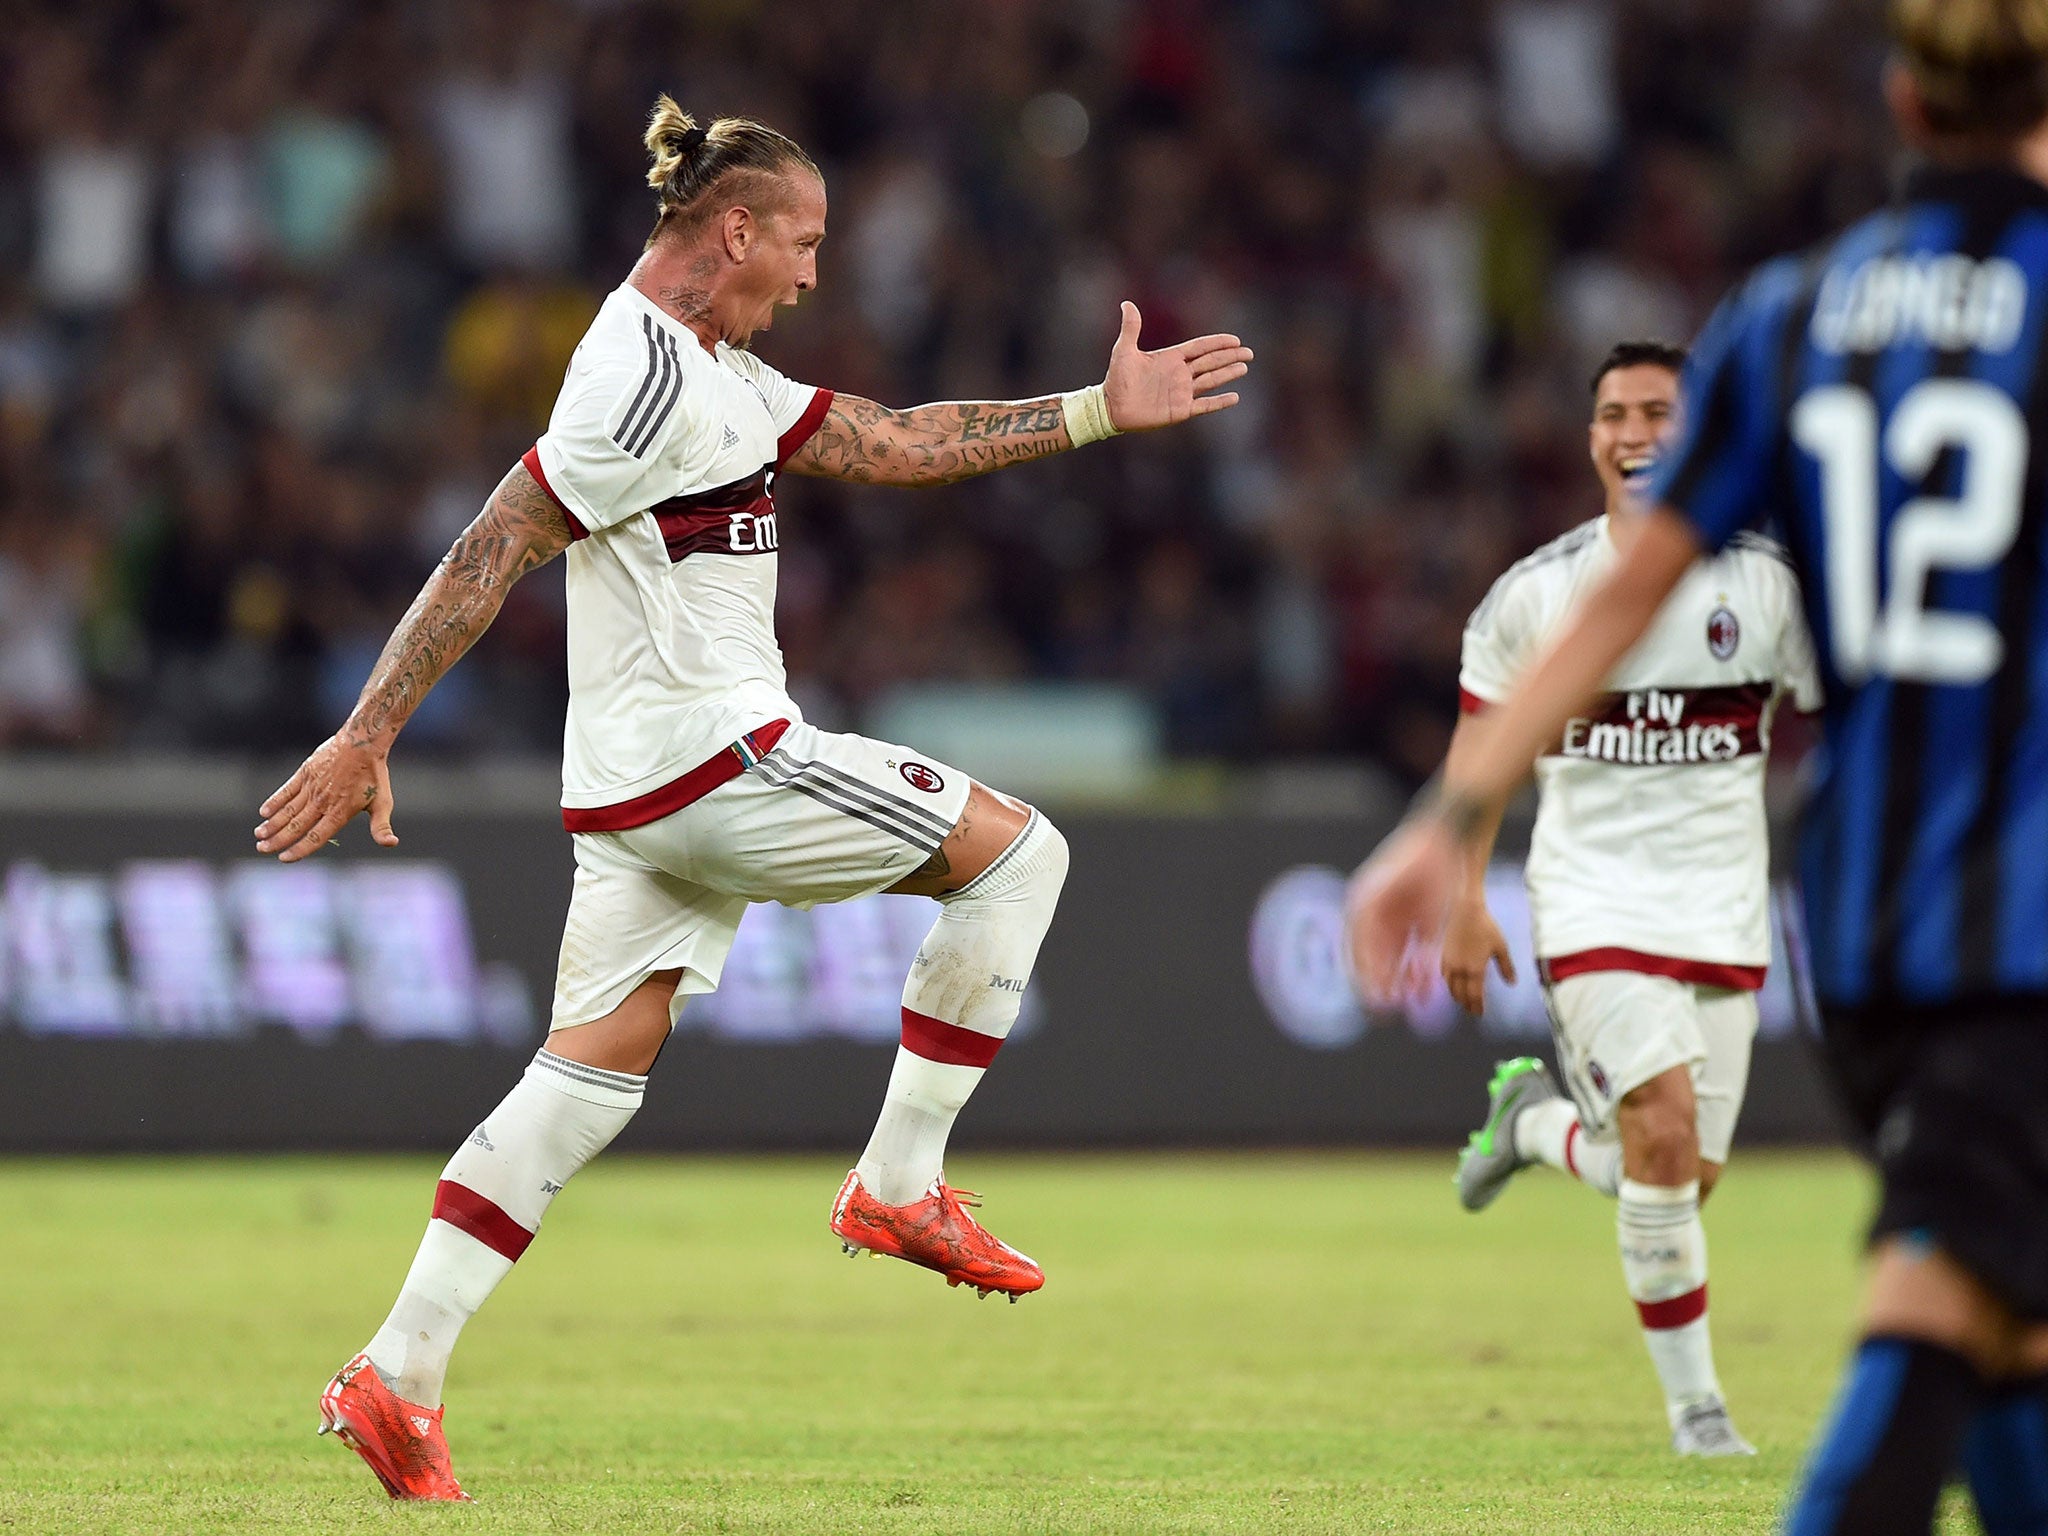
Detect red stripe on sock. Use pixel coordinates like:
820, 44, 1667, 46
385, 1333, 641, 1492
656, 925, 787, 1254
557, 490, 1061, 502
1636, 1283, 1708, 1330
1564, 1121, 1580, 1178
900, 1007, 1004, 1068
432, 1180, 534, 1262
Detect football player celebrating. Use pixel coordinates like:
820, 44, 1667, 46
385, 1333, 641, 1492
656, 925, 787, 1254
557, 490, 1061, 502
1444, 340, 1819, 1456
1351, 3, 2048, 1530
254, 98, 1251, 1500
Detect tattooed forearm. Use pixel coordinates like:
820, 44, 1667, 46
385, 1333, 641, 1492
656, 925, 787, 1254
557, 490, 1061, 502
784, 394, 1075, 486
958, 404, 1065, 440
341, 463, 573, 749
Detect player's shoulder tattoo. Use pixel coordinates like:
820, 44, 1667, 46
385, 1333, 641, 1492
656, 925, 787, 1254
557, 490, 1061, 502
455, 462, 575, 583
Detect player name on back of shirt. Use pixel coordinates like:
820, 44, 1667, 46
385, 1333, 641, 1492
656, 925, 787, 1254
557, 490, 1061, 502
1554, 682, 1774, 765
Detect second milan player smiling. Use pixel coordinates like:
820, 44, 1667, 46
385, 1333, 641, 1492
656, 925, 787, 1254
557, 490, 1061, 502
256, 97, 1252, 1501
1442, 341, 1820, 1457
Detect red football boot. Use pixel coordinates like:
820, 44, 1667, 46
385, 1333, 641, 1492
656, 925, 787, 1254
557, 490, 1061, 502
316, 1354, 472, 1501
830, 1170, 1044, 1300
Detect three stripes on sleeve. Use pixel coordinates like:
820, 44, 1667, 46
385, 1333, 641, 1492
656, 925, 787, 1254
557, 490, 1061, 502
611, 314, 686, 459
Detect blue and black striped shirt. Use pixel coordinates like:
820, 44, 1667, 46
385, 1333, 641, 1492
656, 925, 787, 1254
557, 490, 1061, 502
1649, 164, 2048, 1011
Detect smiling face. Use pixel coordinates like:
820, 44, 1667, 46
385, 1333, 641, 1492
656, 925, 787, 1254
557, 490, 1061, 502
724, 171, 826, 346
1588, 362, 1680, 512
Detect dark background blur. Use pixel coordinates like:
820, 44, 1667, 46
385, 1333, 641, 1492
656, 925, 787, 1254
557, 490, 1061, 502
0, 0, 1887, 785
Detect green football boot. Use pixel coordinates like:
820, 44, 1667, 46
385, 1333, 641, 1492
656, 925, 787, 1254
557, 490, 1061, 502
1454, 1056, 1560, 1212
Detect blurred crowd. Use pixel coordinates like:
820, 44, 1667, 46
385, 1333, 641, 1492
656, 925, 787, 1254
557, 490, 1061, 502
0, 0, 1888, 779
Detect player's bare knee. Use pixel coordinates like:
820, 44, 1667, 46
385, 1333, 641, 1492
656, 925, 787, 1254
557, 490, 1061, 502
1698, 1160, 1723, 1204
1619, 1085, 1699, 1185
546, 970, 679, 1076
941, 809, 1067, 912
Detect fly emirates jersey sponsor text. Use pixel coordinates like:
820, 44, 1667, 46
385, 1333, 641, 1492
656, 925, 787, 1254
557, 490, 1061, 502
1459, 516, 1822, 988
522, 285, 833, 831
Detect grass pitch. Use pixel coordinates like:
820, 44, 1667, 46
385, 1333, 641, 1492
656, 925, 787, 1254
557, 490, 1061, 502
0, 1151, 1976, 1534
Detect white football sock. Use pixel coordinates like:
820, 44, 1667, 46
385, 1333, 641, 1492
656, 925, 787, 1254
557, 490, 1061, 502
364, 1048, 644, 1405
1617, 1177, 1722, 1416
856, 811, 1067, 1205
1515, 1098, 1622, 1196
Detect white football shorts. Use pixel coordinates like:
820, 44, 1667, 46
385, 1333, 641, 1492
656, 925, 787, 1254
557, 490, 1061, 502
550, 721, 972, 1029
1542, 970, 1759, 1165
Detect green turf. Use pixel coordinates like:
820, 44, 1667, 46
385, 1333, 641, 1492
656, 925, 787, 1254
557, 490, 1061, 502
0, 1151, 1979, 1534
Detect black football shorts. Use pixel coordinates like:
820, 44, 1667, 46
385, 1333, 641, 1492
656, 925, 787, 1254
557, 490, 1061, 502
1820, 998, 2048, 1322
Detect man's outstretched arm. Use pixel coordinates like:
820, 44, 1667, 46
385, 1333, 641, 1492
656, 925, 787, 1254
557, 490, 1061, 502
783, 301, 1252, 487
254, 462, 575, 862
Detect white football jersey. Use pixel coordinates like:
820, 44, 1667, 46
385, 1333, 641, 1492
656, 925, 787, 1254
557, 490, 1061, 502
523, 284, 832, 828
1460, 515, 1822, 984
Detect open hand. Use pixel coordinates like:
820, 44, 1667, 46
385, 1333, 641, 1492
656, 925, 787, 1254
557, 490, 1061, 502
1102, 301, 1253, 431
1344, 814, 1463, 1005
255, 735, 398, 862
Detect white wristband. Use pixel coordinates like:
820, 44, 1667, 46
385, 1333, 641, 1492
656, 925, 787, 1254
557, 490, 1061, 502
1059, 384, 1121, 447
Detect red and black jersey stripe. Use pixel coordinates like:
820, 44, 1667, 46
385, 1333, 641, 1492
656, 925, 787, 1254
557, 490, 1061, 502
649, 468, 776, 561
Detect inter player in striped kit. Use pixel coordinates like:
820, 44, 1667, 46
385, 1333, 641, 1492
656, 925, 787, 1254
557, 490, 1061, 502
252, 99, 1252, 1500
1352, 3, 2048, 1530
1448, 341, 1820, 1456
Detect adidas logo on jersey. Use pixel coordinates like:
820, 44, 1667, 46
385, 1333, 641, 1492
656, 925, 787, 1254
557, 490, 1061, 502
721, 424, 740, 450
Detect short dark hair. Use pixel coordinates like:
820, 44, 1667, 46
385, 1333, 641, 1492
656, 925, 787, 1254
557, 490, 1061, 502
1590, 340, 1687, 396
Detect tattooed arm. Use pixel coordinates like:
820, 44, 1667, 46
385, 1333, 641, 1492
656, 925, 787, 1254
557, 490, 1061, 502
785, 395, 1074, 486
254, 462, 575, 861
783, 302, 1255, 487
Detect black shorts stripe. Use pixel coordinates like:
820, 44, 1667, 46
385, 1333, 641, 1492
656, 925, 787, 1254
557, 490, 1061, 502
753, 749, 956, 840
753, 754, 947, 851
796, 758, 956, 839
757, 767, 941, 852
1539, 984, 1602, 1129
773, 765, 949, 849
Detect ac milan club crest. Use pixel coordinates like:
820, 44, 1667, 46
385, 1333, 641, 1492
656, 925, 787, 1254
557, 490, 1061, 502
1587, 1059, 1611, 1099
1706, 604, 1740, 660
899, 762, 945, 793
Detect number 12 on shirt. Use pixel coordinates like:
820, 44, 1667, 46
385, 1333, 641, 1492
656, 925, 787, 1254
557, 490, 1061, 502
1791, 378, 2027, 687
